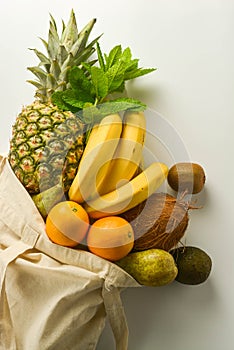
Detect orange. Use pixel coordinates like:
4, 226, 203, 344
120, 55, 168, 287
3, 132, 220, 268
87, 216, 134, 261
46, 201, 90, 247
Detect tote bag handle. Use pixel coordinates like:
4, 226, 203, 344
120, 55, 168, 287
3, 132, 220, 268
0, 154, 6, 172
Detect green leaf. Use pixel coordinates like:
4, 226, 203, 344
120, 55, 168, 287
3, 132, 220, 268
105, 64, 125, 93
104, 45, 122, 69
52, 41, 155, 115
114, 81, 126, 93
62, 90, 93, 109
90, 66, 108, 99
81, 103, 101, 123
81, 62, 92, 75
68, 66, 92, 93
97, 98, 146, 117
96, 42, 106, 71
51, 91, 72, 111
124, 58, 139, 72
124, 67, 156, 80
121, 47, 132, 62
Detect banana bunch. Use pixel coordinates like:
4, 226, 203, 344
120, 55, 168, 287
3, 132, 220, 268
69, 113, 122, 202
69, 110, 168, 217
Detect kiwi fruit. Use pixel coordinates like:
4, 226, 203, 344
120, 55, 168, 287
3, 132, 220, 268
167, 162, 206, 194
170, 246, 212, 285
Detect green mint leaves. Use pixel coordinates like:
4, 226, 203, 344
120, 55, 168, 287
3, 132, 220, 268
51, 43, 156, 122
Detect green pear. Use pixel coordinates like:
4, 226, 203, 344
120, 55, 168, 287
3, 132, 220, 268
116, 249, 178, 287
32, 183, 65, 219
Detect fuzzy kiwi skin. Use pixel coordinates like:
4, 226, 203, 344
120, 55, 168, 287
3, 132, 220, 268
167, 163, 206, 194
170, 246, 212, 285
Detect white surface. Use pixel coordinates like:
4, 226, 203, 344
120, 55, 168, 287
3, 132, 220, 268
1, 1, 234, 349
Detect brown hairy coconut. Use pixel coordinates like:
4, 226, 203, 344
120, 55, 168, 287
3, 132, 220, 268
121, 192, 191, 252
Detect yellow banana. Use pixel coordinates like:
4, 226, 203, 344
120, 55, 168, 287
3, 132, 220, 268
84, 162, 168, 219
96, 110, 146, 196
68, 114, 122, 203
80, 123, 100, 159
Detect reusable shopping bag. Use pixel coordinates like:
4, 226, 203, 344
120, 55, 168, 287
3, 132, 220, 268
0, 155, 140, 350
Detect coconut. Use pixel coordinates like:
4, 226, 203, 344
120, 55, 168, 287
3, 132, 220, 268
121, 192, 190, 252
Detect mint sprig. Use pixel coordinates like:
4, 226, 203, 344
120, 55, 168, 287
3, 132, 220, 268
51, 43, 156, 122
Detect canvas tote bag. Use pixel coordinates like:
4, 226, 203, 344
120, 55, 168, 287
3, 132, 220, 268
0, 154, 140, 350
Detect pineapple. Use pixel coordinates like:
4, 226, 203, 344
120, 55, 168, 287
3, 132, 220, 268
9, 10, 99, 195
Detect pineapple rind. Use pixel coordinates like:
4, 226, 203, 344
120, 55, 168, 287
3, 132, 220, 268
9, 101, 85, 194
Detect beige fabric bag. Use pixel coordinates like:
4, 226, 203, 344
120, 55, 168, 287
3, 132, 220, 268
0, 155, 140, 350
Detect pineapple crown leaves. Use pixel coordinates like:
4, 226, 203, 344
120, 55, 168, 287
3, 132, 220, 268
27, 10, 100, 102
51, 42, 156, 122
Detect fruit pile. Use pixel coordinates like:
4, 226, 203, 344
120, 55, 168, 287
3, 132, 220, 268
8, 10, 212, 287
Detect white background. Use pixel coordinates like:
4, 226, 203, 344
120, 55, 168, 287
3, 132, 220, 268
0, 1, 234, 349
